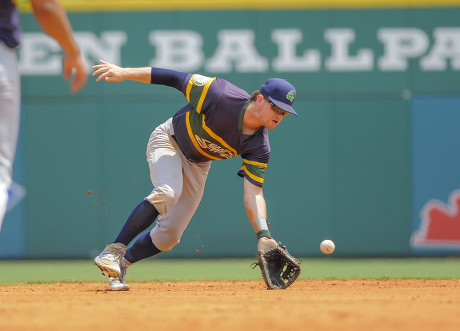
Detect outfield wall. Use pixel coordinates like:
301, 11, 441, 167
1, 1, 459, 258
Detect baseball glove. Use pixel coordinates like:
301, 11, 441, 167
254, 238, 301, 289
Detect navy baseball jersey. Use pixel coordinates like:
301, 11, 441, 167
171, 74, 270, 187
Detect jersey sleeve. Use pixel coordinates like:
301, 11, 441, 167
150, 67, 190, 91
238, 153, 270, 187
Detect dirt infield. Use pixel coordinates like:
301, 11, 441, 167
0, 280, 459, 331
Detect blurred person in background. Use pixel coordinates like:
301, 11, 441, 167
0, 0, 87, 231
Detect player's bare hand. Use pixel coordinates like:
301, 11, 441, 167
92, 59, 127, 82
62, 52, 88, 94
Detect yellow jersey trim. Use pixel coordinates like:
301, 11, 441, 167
196, 77, 215, 114
201, 116, 237, 157
186, 75, 215, 114
240, 165, 264, 184
186, 79, 193, 103
242, 158, 268, 168
185, 112, 221, 160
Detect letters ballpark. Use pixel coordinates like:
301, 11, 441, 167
19, 28, 460, 74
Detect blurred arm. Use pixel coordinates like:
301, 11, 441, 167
31, 0, 87, 93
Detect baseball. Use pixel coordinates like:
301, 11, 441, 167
320, 239, 335, 254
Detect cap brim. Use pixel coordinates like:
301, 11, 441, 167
269, 97, 298, 116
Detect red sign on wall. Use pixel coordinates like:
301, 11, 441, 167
411, 190, 460, 248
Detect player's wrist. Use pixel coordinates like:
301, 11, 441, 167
252, 217, 271, 239
256, 229, 272, 240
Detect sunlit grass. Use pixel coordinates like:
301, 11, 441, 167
0, 257, 458, 285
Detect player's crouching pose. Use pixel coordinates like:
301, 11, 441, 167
92, 60, 301, 291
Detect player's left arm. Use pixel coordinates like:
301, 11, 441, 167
243, 178, 277, 244
245, 178, 301, 289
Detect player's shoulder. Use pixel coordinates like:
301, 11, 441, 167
217, 77, 250, 99
189, 73, 214, 87
187, 74, 249, 99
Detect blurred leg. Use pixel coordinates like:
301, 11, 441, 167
0, 42, 20, 231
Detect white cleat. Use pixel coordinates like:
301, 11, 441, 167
109, 257, 132, 291
109, 278, 130, 291
94, 243, 127, 278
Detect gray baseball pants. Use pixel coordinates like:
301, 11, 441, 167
145, 117, 211, 251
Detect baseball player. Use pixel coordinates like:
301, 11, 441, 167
92, 60, 298, 291
0, 0, 87, 232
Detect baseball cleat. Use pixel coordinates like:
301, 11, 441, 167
94, 243, 127, 278
108, 256, 132, 291
109, 278, 130, 291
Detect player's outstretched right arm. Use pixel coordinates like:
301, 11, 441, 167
92, 60, 151, 83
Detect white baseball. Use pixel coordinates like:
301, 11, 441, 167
320, 239, 335, 254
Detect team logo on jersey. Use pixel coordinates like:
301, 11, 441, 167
195, 135, 235, 159
192, 74, 212, 86
286, 90, 295, 103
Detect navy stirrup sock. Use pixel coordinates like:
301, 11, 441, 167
114, 200, 159, 246
124, 232, 162, 263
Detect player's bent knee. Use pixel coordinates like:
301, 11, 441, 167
152, 235, 180, 252
145, 184, 181, 215
150, 229, 181, 252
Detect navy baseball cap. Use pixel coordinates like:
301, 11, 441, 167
260, 78, 298, 116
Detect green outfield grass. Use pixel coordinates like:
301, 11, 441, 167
0, 258, 458, 285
